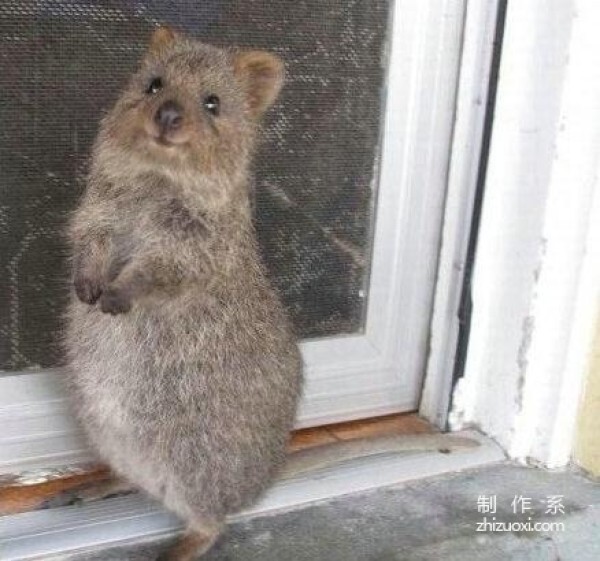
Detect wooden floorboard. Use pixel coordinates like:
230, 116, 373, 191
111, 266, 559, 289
288, 413, 434, 451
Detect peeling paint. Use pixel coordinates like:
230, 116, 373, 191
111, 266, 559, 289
0, 464, 102, 487
516, 315, 535, 409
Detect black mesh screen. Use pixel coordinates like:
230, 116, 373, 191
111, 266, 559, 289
0, 1, 389, 370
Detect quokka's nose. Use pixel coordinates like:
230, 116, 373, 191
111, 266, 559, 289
154, 100, 183, 132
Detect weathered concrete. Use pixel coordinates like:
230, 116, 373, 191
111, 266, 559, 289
56, 463, 600, 561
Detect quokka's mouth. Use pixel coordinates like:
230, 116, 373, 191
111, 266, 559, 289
152, 135, 176, 147
148, 131, 190, 149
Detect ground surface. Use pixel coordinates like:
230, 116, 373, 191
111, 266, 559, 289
55, 463, 600, 561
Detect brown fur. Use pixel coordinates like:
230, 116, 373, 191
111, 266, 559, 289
66, 27, 301, 560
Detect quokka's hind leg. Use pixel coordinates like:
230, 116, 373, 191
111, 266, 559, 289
157, 518, 223, 561
42, 472, 131, 510
73, 477, 134, 503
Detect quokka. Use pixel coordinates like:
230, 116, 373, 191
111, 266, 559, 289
67, 26, 302, 561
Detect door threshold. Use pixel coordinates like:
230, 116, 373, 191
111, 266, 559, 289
0, 413, 435, 517
0, 429, 504, 561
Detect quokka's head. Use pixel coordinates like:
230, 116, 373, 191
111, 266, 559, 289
96, 26, 284, 186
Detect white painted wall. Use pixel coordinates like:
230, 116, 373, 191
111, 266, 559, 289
450, 0, 600, 468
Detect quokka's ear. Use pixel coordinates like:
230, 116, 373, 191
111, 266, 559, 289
233, 50, 284, 118
148, 25, 179, 55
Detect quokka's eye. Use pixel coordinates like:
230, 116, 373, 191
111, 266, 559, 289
203, 94, 220, 116
146, 77, 163, 95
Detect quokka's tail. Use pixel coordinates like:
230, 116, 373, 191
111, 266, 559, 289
279, 433, 480, 480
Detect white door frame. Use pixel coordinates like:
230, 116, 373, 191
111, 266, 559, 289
0, 0, 475, 474
299, 0, 467, 427
419, 0, 501, 427
449, 0, 600, 469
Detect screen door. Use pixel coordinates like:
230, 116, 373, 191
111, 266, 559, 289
0, 0, 465, 442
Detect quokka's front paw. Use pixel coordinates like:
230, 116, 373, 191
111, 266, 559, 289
74, 274, 103, 305
99, 285, 132, 315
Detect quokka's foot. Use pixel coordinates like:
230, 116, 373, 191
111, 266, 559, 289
99, 285, 132, 315
71, 478, 134, 504
74, 273, 103, 305
156, 520, 222, 561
